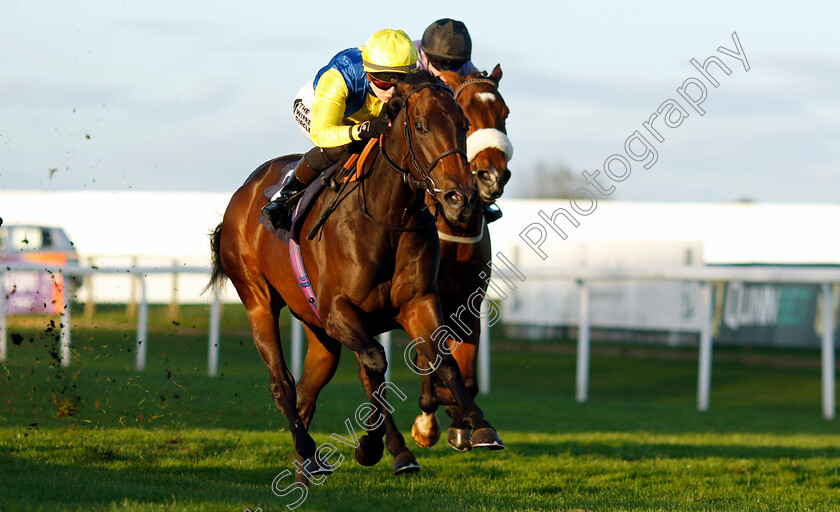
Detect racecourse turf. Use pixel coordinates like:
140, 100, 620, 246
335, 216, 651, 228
1, 304, 839, 511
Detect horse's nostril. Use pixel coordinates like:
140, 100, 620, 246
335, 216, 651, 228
445, 191, 463, 207
501, 169, 512, 185
477, 170, 496, 186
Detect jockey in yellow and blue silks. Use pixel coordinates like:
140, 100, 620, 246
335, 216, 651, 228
262, 28, 418, 230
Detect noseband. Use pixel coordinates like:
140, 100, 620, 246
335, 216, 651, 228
452, 77, 513, 187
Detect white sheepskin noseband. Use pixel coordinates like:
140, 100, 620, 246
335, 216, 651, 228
466, 128, 513, 163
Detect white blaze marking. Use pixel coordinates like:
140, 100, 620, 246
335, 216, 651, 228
476, 92, 496, 103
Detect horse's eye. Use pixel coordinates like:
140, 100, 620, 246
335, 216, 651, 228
414, 120, 426, 133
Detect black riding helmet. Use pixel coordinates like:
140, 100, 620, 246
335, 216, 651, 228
421, 18, 472, 65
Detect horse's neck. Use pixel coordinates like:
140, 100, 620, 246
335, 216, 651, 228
365, 145, 426, 228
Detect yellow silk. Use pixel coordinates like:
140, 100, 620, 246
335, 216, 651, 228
310, 67, 385, 148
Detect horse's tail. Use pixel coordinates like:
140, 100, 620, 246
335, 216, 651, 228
204, 222, 227, 294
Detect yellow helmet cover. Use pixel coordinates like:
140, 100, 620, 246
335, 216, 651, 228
361, 29, 418, 73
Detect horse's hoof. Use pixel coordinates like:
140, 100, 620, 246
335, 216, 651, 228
470, 427, 505, 450
411, 412, 440, 448
305, 453, 334, 476
292, 451, 332, 488
392, 451, 420, 475
447, 427, 472, 452
354, 434, 384, 466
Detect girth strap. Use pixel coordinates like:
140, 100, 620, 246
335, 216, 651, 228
289, 238, 320, 320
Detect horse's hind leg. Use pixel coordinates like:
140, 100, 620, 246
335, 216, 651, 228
230, 271, 327, 481
355, 354, 420, 475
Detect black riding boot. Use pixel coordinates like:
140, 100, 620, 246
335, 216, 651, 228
261, 159, 314, 230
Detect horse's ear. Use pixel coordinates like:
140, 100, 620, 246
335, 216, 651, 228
490, 64, 503, 84
438, 70, 462, 89
385, 93, 405, 120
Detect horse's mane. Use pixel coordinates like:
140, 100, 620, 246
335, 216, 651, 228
384, 70, 446, 120
400, 69, 439, 87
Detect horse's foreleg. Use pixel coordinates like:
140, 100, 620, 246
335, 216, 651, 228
440, 339, 479, 451
354, 354, 420, 475
416, 316, 480, 451
399, 294, 504, 450
321, 298, 390, 466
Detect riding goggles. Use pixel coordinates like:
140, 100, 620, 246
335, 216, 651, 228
369, 73, 400, 91
429, 59, 464, 72
370, 77, 395, 90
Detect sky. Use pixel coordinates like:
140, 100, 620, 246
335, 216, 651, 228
1, 0, 838, 202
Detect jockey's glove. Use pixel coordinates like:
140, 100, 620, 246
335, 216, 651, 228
358, 111, 391, 139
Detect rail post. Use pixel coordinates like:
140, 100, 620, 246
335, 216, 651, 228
380, 331, 392, 383
169, 259, 180, 320
697, 281, 713, 411
576, 279, 591, 402
821, 283, 836, 420
136, 273, 148, 371
60, 272, 72, 367
208, 283, 221, 377
479, 298, 491, 394
291, 318, 302, 381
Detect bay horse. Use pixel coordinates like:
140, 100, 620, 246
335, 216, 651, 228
411, 65, 513, 451
208, 71, 503, 482
295, 66, 512, 472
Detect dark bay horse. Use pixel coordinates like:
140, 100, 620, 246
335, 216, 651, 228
411, 65, 512, 452
208, 71, 503, 481
295, 66, 512, 472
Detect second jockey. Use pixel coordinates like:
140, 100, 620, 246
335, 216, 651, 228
415, 18, 479, 80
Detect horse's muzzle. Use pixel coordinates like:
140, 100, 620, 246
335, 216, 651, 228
476, 167, 511, 203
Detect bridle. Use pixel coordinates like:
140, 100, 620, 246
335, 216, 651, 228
378, 82, 469, 203
453, 76, 498, 100
359, 81, 470, 232
453, 76, 513, 188
434, 75, 511, 244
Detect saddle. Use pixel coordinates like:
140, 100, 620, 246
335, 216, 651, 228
259, 138, 378, 244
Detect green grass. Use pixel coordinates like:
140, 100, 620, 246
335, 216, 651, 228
2, 304, 840, 511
